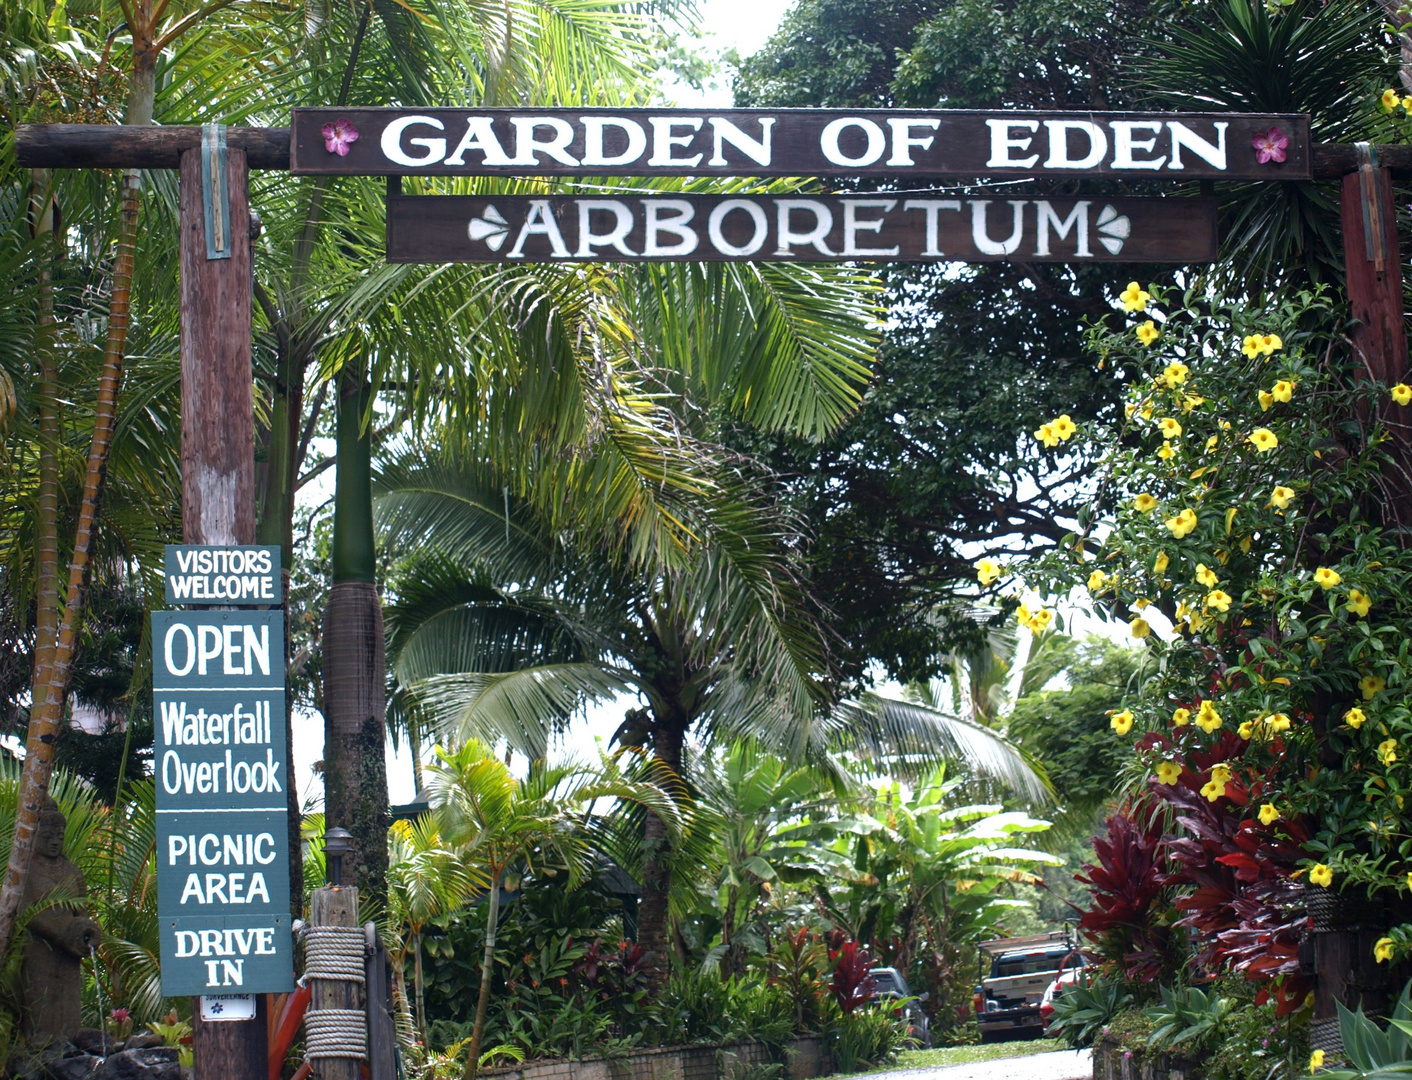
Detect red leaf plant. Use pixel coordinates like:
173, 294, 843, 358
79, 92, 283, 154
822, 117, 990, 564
829, 940, 878, 1015
1155, 734, 1311, 1015
1075, 808, 1180, 983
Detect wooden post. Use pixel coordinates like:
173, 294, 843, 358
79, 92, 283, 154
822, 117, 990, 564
178, 139, 266, 1079
309, 887, 363, 1080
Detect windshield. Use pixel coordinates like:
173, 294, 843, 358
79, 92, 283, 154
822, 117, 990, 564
991, 949, 1068, 978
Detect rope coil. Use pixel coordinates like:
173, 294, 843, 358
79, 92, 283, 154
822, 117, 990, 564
306, 1009, 369, 1060
306, 925, 367, 983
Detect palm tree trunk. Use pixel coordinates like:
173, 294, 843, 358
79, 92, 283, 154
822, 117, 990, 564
0, 66, 153, 955
463, 875, 501, 1080
638, 720, 685, 990
413, 928, 426, 1046
322, 368, 390, 905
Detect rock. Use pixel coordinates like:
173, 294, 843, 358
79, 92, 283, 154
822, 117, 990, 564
97, 1047, 182, 1080
71, 1030, 109, 1056
44, 1053, 102, 1080
122, 1033, 166, 1051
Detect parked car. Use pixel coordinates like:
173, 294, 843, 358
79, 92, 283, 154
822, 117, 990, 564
1038, 948, 1089, 1033
868, 966, 932, 1047
972, 931, 1076, 1043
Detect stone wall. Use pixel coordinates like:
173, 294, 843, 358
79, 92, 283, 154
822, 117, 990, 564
481, 1037, 830, 1080
1091, 1037, 1203, 1080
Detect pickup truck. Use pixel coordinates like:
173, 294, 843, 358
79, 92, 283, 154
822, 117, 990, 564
972, 931, 1077, 1043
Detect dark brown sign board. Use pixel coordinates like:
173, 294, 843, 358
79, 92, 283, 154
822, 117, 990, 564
295, 108, 1309, 180
385, 193, 1217, 264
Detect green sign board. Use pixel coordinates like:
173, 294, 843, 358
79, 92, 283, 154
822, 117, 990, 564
163, 545, 280, 606
154, 556, 294, 996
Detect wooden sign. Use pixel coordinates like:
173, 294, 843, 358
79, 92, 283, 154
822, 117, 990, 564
385, 193, 1217, 264
294, 107, 1309, 179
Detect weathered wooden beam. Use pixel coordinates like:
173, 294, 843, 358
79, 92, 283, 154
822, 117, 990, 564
15, 121, 1412, 180
14, 124, 289, 169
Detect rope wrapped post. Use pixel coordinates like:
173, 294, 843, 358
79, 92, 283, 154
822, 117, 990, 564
308, 830, 366, 1080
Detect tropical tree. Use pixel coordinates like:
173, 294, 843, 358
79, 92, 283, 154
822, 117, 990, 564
423, 739, 682, 1080
386, 812, 481, 1045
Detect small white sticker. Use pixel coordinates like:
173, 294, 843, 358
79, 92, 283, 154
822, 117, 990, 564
200, 994, 256, 1022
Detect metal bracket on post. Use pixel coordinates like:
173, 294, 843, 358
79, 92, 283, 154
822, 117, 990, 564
1356, 141, 1386, 272
201, 122, 232, 260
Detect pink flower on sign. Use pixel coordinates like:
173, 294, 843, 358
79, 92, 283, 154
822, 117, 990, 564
321, 118, 360, 156
1252, 127, 1289, 164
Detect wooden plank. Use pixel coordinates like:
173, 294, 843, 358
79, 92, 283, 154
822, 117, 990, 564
1341, 165, 1408, 387
15, 124, 289, 169
310, 888, 362, 1080
385, 193, 1218, 264
295, 107, 1309, 179
180, 146, 255, 544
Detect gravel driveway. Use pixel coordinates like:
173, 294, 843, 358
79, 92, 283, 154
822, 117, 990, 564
866, 1049, 1092, 1080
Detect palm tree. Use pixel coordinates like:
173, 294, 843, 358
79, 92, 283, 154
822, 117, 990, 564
423, 739, 681, 1080
386, 812, 481, 1046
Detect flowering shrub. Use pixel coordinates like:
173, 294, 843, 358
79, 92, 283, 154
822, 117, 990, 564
1009, 282, 1412, 988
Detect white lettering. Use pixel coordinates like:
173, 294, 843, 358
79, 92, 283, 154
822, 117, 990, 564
507, 200, 570, 259
985, 120, 1039, 169
164, 624, 195, 677
1112, 121, 1165, 170
1035, 201, 1091, 257
581, 117, 648, 166
970, 200, 1026, 256
886, 119, 939, 166
903, 199, 962, 257
1168, 121, 1228, 170
380, 115, 446, 167
642, 200, 698, 256
443, 117, 514, 167
1042, 120, 1107, 170
774, 199, 834, 256
819, 118, 886, 168
842, 199, 899, 257
708, 200, 769, 257
648, 118, 704, 168
708, 118, 774, 167
575, 200, 637, 257
509, 117, 580, 166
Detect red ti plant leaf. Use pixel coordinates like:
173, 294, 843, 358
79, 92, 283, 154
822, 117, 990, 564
830, 940, 878, 1015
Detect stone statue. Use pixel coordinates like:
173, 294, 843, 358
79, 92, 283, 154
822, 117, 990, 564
19, 796, 101, 1046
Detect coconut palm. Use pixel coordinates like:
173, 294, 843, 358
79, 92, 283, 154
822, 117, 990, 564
423, 739, 681, 1080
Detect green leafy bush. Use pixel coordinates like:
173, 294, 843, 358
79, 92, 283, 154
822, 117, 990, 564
1048, 973, 1134, 1049
829, 1005, 907, 1073
1144, 983, 1236, 1055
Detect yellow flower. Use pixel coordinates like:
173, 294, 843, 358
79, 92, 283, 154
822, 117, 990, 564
1205, 589, 1233, 613
1405, 96, 1412, 112
1393, 383, 1412, 406
1309, 863, 1334, 888
1384, 87, 1402, 111
1157, 441, 1176, 461
1195, 563, 1219, 587
1242, 335, 1264, 360
1258, 803, 1281, 826
1159, 417, 1183, 439
1052, 415, 1077, 441
1270, 485, 1295, 511
1271, 379, 1294, 403
1361, 674, 1387, 700
1035, 423, 1059, 448
1165, 508, 1198, 538
1376, 937, 1396, 963
1260, 334, 1283, 356
1015, 602, 1032, 626
1406, 869, 1412, 890
1238, 720, 1255, 739
1182, 394, 1205, 413
1200, 779, 1226, 802
1248, 428, 1279, 453
1345, 707, 1368, 729
1153, 552, 1170, 574
1120, 281, 1151, 313
1309, 1049, 1325, 1071
1310, 567, 1342, 591
1211, 763, 1232, 784
1172, 707, 1192, 727
1156, 761, 1182, 785
1205, 434, 1219, 452
1347, 589, 1372, 617
1196, 700, 1222, 734
1258, 389, 1274, 412
1162, 360, 1187, 384
1137, 321, 1161, 347
1265, 713, 1292, 733
976, 558, 1001, 585
1110, 710, 1135, 736
1133, 493, 1159, 513
1027, 608, 1054, 633
1381, 738, 1399, 765
1087, 569, 1107, 592
1130, 617, 1151, 640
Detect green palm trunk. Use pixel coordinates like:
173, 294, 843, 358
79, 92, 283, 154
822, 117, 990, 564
322, 368, 390, 903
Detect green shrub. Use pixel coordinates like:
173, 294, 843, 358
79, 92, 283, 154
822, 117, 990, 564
830, 1005, 907, 1073
1048, 973, 1133, 1049
1143, 983, 1236, 1056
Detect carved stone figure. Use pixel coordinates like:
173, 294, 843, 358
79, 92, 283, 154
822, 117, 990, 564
19, 796, 102, 1045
